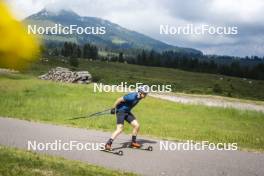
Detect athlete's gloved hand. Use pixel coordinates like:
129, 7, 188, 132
110, 108, 116, 114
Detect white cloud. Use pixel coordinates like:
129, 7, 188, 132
4, 0, 264, 56
210, 0, 264, 23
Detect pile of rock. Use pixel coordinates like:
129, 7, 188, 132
0, 68, 19, 73
39, 67, 92, 84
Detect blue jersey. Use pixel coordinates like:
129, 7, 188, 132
116, 92, 141, 112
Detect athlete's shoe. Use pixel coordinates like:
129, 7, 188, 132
105, 143, 112, 151
131, 142, 141, 148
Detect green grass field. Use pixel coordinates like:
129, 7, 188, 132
22, 58, 264, 101
0, 72, 263, 151
0, 146, 136, 176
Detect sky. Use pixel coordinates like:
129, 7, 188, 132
5, 0, 264, 57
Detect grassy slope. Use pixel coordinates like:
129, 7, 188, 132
0, 146, 136, 176
23, 59, 264, 101
0, 73, 263, 150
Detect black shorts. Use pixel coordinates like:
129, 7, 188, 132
116, 112, 136, 125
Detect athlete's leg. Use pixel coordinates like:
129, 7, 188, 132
105, 112, 125, 150
126, 112, 141, 148
130, 120, 141, 148
111, 124, 124, 140
130, 119, 140, 136
105, 124, 124, 150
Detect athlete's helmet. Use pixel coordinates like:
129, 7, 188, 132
137, 85, 150, 94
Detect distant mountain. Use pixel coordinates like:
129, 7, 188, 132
24, 9, 202, 55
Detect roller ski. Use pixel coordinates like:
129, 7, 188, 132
128, 142, 153, 151
101, 143, 123, 156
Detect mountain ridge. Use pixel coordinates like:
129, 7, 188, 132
24, 8, 202, 55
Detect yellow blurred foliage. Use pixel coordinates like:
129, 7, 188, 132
0, 2, 40, 70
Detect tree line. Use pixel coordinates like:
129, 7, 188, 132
131, 50, 264, 80
48, 42, 98, 67
46, 42, 264, 80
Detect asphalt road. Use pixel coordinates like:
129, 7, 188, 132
0, 117, 263, 176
